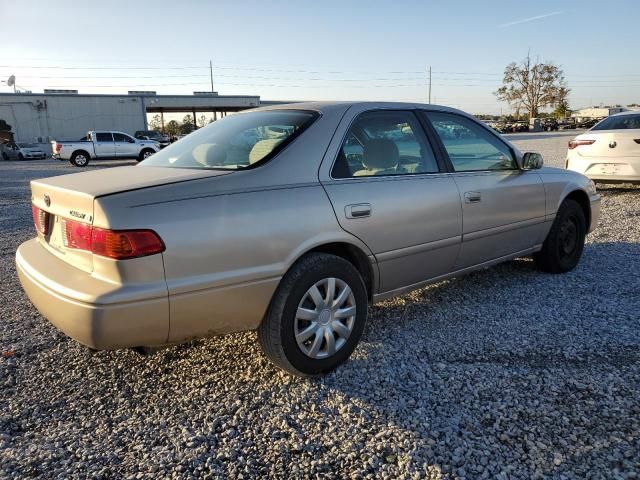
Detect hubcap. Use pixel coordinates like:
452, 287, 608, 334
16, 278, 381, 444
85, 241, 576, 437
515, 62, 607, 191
294, 277, 356, 359
143, 151, 153, 158
76, 155, 87, 165
559, 217, 578, 256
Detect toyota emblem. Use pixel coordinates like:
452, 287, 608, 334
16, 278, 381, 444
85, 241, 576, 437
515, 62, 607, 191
609, 141, 617, 148
44, 194, 51, 207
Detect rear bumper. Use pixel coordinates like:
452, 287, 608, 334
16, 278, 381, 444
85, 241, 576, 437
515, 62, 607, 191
16, 238, 170, 349
567, 154, 640, 183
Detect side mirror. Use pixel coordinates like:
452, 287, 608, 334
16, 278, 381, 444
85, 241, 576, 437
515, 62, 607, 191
522, 152, 543, 170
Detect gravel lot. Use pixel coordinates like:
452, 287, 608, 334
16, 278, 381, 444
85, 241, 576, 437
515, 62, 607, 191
1, 132, 639, 479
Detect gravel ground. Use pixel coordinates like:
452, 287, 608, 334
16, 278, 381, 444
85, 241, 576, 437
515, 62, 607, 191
1, 134, 639, 479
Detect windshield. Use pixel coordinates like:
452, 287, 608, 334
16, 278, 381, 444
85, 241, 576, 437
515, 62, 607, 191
17, 143, 36, 148
140, 109, 318, 170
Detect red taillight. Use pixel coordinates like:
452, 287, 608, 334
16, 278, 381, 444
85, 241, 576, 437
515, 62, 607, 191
31, 205, 50, 235
55, 143, 62, 153
568, 139, 596, 150
91, 228, 165, 259
60, 218, 164, 259
61, 218, 92, 250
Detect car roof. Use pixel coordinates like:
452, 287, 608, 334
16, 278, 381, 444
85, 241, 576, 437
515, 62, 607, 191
608, 110, 640, 117
252, 101, 471, 117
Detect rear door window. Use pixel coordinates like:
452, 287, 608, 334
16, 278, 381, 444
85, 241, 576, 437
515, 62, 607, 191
95, 133, 113, 142
331, 110, 439, 178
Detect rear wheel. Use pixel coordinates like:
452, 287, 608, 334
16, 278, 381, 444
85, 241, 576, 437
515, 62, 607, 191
257, 253, 368, 377
534, 199, 586, 273
70, 151, 89, 167
138, 148, 155, 162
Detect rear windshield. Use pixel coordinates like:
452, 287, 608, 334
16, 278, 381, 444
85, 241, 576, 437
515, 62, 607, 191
140, 110, 318, 170
592, 114, 640, 131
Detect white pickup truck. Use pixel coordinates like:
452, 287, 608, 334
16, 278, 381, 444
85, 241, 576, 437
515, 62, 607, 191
51, 131, 161, 167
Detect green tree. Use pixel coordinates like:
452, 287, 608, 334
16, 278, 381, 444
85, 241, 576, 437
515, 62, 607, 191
495, 53, 569, 119
198, 115, 209, 128
553, 99, 571, 119
164, 120, 180, 137
180, 115, 195, 134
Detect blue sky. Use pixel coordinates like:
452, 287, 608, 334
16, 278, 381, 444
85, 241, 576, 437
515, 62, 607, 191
1, 0, 639, 114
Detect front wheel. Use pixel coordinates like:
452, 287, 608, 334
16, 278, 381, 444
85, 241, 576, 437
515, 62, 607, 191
534, 199, 586, 273
257, 253, 368, 377
138, 149, 155, 162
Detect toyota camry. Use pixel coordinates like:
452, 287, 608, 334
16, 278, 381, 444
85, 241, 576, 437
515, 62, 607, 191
16, 102, 600, 376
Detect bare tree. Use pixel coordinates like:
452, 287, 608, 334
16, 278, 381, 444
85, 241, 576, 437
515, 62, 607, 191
495, 53, 569, 119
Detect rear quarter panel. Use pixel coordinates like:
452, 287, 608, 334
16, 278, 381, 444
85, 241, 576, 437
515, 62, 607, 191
95, 179, 374, 343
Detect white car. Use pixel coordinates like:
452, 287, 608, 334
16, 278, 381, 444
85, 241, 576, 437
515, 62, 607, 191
1, 142, 48, 160
566, 111, 640, 183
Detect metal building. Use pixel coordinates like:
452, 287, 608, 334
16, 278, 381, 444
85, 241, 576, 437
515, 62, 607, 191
0, 92, 262, 147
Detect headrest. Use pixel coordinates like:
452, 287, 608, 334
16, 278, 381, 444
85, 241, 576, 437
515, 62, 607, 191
249, 138, 283, 164
363, 138, 399, 170
192, 143, 227, 167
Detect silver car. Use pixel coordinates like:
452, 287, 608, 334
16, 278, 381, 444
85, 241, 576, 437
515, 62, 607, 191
16, 102, 600, 376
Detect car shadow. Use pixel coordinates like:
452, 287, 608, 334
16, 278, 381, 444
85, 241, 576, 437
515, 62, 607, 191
313, 241, 640, 477
596, 184, 640, 193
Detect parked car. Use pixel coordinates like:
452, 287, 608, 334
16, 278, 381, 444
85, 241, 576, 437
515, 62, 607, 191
17, 102, 600, 376
558, 119, 577, 130
51, 131, 161, 167
576, 118, 602, 129
541, 118, 559, 131
134, 130, 171, 148
506, 121, 528, 133
1, 141, 48, 160
566, 111, 640, 183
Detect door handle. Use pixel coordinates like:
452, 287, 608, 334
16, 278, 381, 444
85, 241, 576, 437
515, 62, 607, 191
464, 191, 482, 203
345, 203, 372, 219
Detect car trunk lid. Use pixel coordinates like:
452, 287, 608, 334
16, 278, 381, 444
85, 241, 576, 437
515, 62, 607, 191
30, 165, 232, 272
575, 131, 640, 158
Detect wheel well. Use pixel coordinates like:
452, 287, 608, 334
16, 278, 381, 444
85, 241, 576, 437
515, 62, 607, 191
564, 190, 591, 231
72, 150, 90, 158
306, 243, 375, 301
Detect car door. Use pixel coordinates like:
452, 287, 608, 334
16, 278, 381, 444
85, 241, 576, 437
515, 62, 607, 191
113, 133, 138, 158
319, 108, 462, 294
93, 132, 115, 158
422, 111, 546, 269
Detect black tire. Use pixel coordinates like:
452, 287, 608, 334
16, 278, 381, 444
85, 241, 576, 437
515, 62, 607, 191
18, 153, 24, 160
1, 152, 7, 161
70, 151, 90, 167
138, 148, 155, 162
534, 199, 586, 273
257, 253, 368, 377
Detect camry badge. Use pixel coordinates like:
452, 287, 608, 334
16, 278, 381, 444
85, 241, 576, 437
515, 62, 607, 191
44, 194, 51, 207
609, 141, 617, 148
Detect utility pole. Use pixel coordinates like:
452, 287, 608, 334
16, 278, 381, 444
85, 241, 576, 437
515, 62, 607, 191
428, 66, 432, 104
209, 60, 214, 94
